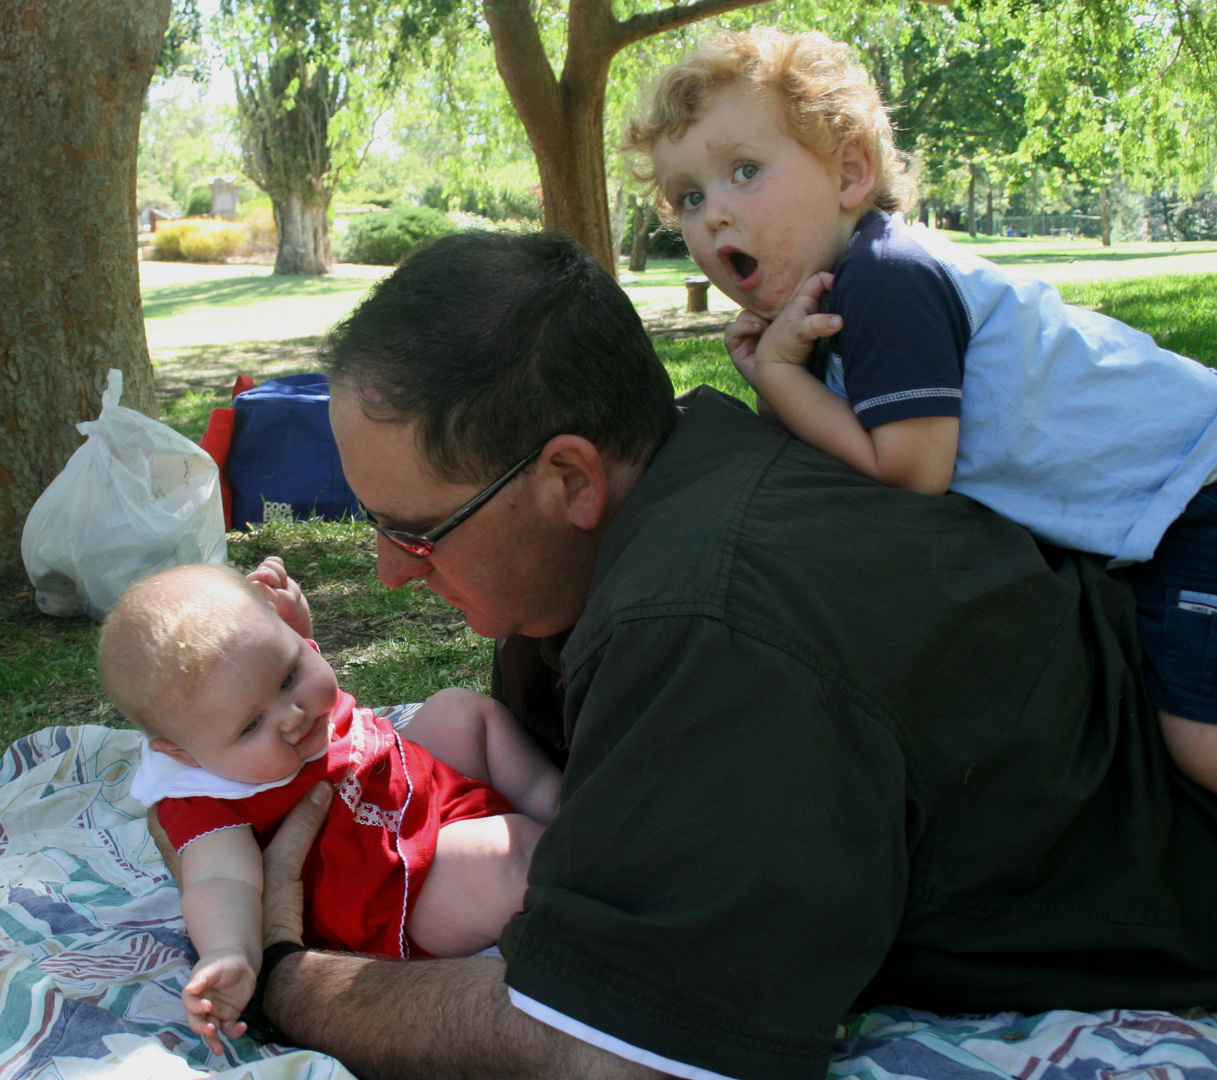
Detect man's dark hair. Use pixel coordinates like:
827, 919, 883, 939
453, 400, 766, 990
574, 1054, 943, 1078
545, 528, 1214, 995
320, 230, 677, 483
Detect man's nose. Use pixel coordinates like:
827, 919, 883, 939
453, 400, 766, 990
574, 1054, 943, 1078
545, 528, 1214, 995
376, 536, 431, 589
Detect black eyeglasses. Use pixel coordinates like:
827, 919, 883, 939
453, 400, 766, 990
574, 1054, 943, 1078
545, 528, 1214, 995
359, 445, 544, 559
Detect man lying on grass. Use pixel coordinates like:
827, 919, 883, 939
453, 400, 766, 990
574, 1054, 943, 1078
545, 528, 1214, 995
151, 230, 1217, 1080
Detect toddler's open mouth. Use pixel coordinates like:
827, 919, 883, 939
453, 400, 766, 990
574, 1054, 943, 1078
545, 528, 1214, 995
719, 246, 760, 289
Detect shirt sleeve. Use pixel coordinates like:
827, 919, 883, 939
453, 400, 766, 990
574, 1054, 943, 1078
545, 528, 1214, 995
831, 225, 969, 429
498, 613, 910, 1080
156, 795, 252, 854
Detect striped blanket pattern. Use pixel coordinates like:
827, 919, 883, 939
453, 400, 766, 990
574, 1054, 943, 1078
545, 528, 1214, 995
2, 723, 1217, 1080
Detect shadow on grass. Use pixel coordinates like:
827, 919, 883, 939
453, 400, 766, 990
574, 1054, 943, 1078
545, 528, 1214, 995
142, 274, 373, 318
152, 337, 327, 440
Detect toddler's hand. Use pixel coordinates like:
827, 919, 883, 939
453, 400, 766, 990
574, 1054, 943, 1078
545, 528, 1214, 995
757, 271, 841, 367
183, 949, 256, 1055
725, 311, 770, 390
248, 555, 312, 639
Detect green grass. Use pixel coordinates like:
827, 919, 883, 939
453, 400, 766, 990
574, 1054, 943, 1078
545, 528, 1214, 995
6, 244, 1217, 759
1057, 275, 1217, 365
140, 262, 386, 353
1, 519, 497, 755
657, 335, 748, 397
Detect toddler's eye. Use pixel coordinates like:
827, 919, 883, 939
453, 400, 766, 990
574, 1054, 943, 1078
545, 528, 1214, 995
281, 670, 295, 690
678, 190, 704, 210
733, 163, 759, 182
241, 717, 261, 737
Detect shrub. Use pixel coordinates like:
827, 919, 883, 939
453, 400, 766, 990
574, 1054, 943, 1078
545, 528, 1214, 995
649, 227, 689, 258
336, 204, 460, 265
239, 205, 278, 252
185, 182, 213, 217
151, 218, 243, 262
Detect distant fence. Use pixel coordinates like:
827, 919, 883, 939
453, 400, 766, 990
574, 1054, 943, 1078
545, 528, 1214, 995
957, 213, 1103, 239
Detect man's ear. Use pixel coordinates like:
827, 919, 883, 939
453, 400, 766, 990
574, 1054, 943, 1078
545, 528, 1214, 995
149, 736, 201, 768
837, 139, 876, 211
538, 435, 611, 532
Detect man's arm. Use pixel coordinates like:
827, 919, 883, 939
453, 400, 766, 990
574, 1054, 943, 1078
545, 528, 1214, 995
265, 951, 661, 1080
259, 783, 664, 1080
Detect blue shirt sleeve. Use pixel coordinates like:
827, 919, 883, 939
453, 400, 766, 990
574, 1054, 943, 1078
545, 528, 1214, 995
830, 214, 970, 429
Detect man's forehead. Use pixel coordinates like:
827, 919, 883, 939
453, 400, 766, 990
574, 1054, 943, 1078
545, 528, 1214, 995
330, 393, 467, 523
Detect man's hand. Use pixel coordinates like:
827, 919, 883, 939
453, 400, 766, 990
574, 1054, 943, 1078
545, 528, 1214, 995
253, 779, 663, 1079
183, 949, 255, 1054
248, 555, 313, 639
261, 781, 332, 948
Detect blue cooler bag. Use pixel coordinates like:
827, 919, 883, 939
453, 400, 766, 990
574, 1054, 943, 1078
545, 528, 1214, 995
227, 374, 358, 530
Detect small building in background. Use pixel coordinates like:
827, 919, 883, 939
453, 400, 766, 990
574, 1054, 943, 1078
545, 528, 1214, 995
209, 176, 240, 220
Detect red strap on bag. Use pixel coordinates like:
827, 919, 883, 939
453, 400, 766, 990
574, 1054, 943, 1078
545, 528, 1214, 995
198, 375, 257, 531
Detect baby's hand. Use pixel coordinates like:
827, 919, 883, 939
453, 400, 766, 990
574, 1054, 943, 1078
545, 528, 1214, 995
757, 271, 841, 367
183, 949, 256, 1054
725, 311, 770, 390
248, 555, 312, 639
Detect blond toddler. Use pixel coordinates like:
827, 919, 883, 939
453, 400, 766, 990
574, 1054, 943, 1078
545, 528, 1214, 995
627, 28, 1217, 789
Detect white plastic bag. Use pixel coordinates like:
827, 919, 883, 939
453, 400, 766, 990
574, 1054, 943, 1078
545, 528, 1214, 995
21, 368, 227, 621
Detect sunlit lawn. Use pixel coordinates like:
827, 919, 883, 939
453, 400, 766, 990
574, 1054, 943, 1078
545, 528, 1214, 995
7, 233, 1215, 758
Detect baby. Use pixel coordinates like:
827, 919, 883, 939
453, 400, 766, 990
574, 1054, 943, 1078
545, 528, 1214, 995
98, 560, 560, 1053
627, 28, 1217, 788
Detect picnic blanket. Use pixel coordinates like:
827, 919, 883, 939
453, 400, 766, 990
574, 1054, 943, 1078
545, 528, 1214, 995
4, 724, 1217, 1080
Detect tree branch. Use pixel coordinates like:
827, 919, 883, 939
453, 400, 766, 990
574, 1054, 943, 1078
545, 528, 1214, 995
615, 0, 947, 49
614, 0, 764, 48
482, 0, 562, 134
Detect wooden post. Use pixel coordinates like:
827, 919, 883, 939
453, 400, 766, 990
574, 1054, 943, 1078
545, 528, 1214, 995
685, 275, 710, 312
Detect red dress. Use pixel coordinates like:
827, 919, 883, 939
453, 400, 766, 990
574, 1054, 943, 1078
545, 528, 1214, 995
155, 691, 515, 958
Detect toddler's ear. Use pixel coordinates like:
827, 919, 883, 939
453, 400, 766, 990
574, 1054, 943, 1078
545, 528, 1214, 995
149, 736, 200, 768
837, 139, 876, 211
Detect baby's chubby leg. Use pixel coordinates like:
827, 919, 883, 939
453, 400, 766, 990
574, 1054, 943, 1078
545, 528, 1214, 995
403, 687, 561, 825
1159, 711, 1217, 792
405, 812, 544, 957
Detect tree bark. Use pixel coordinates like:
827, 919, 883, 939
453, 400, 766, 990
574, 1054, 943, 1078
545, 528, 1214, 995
0, 0, 169, 574
1100, 186, 1111, 246
273, 192, 333, 275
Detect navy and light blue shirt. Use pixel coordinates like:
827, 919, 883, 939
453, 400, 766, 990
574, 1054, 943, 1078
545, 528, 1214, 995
824, 211, 1217, 565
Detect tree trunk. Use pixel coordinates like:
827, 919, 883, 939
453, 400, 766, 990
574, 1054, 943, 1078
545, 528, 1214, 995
273, 191, 332, 275
1100, 186, 1111, 247
530, 78, 616, 274
629, 194, 650, 273
0, 0, 169, 574
968, 163, 977, 237
483, 0, 764, 275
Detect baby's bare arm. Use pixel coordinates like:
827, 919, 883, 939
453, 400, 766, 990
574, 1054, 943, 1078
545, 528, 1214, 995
179, 827, 264, 1050
405, 688, 561, 825
406, 812, 544, 957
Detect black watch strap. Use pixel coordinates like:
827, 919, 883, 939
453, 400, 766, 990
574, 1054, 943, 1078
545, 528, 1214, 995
240, 941, 306, 1043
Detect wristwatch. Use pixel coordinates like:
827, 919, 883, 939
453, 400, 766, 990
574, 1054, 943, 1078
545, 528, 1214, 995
240, 941, 306, 1043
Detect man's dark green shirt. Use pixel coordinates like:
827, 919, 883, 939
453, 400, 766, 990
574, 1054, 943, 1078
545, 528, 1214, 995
498, 387, 1217, 1080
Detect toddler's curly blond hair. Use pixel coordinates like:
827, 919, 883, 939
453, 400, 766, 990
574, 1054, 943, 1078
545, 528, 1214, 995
623, 28, 919, 223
